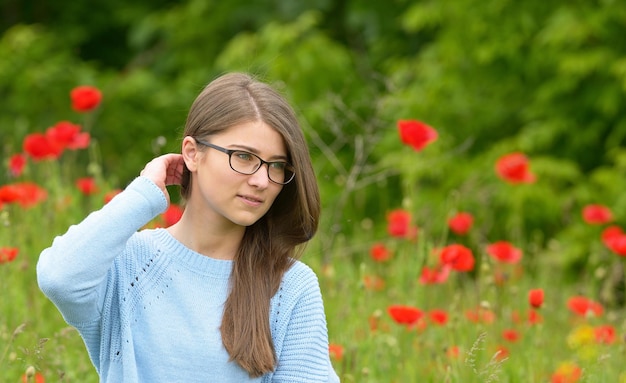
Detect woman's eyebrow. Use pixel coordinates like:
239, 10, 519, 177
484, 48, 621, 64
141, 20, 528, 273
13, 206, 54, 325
229, 144, 288, 161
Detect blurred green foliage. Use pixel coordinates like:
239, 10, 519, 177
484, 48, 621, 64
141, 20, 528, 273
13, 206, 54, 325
2, 0, 626, 279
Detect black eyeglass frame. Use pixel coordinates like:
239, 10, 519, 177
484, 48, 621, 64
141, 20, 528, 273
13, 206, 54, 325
194, 138, 296, 185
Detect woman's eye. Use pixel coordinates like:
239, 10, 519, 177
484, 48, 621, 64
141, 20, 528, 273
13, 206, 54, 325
235, 152, 254, 161
270, 162, 287, 170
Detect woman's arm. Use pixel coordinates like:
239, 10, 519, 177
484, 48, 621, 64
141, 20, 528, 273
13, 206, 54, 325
37, 176, 167, 324
37, 154, 184, 325
271, 263, 340, 383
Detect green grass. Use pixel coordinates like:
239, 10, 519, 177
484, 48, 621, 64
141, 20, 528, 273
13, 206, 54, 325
306, 231, 626, 383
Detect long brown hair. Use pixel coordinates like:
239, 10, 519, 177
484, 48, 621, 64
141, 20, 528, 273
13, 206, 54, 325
180, 73, 320, 376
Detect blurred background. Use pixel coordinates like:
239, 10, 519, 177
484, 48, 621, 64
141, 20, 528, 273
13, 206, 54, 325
2, 0, 626, 271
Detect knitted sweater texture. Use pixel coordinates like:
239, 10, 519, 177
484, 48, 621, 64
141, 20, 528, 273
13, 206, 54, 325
37, 176, 339, 382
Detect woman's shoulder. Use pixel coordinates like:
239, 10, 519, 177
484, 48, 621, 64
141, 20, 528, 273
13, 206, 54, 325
284, 259, 318, 283
114, 229, 165, 270
277, 260, 322, 300
109, 228, 173, 290
125, 228, 160, 252
270, 260, 328, 339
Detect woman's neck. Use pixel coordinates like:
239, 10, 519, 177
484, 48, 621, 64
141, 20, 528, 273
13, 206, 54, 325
166, 208, 244, 260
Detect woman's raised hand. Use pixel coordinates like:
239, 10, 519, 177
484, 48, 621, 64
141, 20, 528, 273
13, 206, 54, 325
139, 153, 185, 205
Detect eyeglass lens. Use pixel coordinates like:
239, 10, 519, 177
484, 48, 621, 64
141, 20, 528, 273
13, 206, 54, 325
229, 151, 294, 184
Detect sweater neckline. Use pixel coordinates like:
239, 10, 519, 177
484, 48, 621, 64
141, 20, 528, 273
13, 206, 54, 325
153, 228, 233, 278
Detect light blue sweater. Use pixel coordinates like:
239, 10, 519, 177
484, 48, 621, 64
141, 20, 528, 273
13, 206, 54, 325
37, 176, 340, 382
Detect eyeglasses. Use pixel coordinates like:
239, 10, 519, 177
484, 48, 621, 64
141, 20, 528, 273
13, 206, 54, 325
194, 139, 296, 185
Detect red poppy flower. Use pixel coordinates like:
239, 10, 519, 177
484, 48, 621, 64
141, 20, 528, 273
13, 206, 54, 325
388, 304, 424, 325
511, 310, 523, 324
602, 225, 623, 242
386, 209, 417, 239
363, 274, 385, 291
0, 184, 20, 204
0, 182, 47, 208
567, 296, 603, 317
511, 309, 543, 325
370, 243, 392, 262
528, 288, 544, 309
16, 183, 48, 207
448, 212, 474, 235
23, 133, 63, 161
591, 324, 616, 344
70, 85, 102, 112
551, 362, 582, 383
21, 372, 45, 383
368, 313, 387, 332
411, 317, 428, 332
605, 234, 626, 257
593, 324, 616, 344
495, 152, 536, 184
446, 345, 460, 358
487, 241, 522, 264
428, 309, 448, 326
440, 244, 475, 272
582, 204, 613, 225
502, 329, 521, 343
527, 309, 543, 325
606, 236, 626, 256
8, 153, 27, 177
76, 177, 98, 195
464, 307, 496, 324
328, 343, 344, 361
419, 264, 451, 284
46, 121, 90, 150
397, 120, 438, 151
494, 345, 509, 361
0, 247, 18, 263
163, 204, 184, 227
601, 225, 626, 256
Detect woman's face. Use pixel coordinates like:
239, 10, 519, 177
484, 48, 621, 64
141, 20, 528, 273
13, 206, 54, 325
185, 120, 287, 229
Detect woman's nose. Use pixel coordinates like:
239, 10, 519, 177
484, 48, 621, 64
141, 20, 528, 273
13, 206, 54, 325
247, 163, 271, 188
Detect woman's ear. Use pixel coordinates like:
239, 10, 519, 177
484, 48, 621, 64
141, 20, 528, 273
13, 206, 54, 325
181, 136, 200, 172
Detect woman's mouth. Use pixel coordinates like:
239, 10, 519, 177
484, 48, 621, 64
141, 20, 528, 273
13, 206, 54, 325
238, 194, 263, 207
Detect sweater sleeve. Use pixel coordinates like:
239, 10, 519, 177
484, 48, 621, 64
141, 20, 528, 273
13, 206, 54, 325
37, 176, 168, 326
271, 263, 340, 383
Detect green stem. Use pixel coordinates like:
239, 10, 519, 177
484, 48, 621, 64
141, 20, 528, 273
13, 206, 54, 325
0, 323, 26, 367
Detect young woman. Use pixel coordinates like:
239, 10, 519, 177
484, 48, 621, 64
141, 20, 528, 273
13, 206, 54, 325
37, 73, 340, 382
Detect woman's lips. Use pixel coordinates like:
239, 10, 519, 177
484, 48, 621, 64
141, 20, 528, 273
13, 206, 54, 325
238, 194, 263, 207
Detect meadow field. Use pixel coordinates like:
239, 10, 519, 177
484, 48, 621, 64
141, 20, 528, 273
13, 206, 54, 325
2, 86, 626, 383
